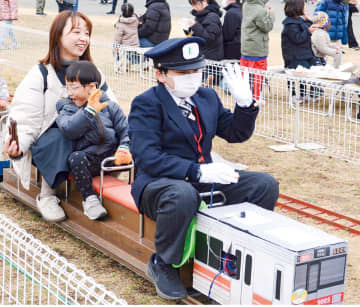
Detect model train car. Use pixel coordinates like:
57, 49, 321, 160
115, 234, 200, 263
0, 160, 348, 305
193, 203, 347, 304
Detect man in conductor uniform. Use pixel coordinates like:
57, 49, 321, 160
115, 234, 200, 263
128, 37, 279, 300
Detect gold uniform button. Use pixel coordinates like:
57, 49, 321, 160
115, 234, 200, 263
198, 158, 202, 162
185, 177, 189, 181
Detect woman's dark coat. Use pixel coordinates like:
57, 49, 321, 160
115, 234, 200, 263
138, 0, 171, 45
223, 2, 242, 60
190, 3, 224, 61
281, 17, 316, 69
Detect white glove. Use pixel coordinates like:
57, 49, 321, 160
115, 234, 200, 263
222, 63, 253, 108
199, 163, 239, 184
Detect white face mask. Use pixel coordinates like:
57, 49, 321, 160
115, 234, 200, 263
221, 0, 229, 7
167, 72, 202, 99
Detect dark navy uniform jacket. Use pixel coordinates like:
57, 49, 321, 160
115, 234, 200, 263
128, 83, 258, 210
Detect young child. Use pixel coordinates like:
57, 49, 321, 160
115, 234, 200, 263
113, 2, 139, 72
114, 2, 139, 47
311, 12, 342, 68
281, 0, 319, 102
56, 60, 131, 221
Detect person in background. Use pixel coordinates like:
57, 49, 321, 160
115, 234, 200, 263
184, 0, 223, 86
314, 0, 349, 46
56, 61, 131, 221
311, 11, 342, 67
185, 0, 223, 61
106, 0, 119, 14
35, 0, 46, 15
138, 0, 171, 47
128, 36, 279, 301
222, 0, 242, 60
113, 2, 139, 71
240, 0, 275, 103
114, 2, 139, 47
4, 11, 118, 223
0, 0, 18, 50
56, 0, 76, 12
347, 0, 360, 50
282, 0, 319, 103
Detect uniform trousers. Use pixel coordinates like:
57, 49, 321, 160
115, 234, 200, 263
68, 150, 114, 200
140, 171, 279, 265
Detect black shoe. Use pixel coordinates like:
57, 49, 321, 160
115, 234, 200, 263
350, 46, 360, 51
106, 10, 115, 14
146, 253, 187, 300
36, 12, 46, 16
357, 112, 360, 120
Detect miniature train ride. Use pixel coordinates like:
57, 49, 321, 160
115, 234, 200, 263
0, 154, 348, 305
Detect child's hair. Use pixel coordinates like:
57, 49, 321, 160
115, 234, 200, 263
188, 0, 219, 5
65, 60, 101, 87
121, 2, 134, 18
312, 11, 330, 30
284, 0, 305, 18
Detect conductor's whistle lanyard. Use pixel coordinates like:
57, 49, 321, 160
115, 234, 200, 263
193, 106, 205, 163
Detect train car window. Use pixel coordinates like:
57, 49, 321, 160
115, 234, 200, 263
244, 254, 252, 286
195, 231, 208, 264
294, 264, 307, 290
319, 256, 346, 288
235, 250, 242, 280
208, 236, 223, 270
275, 270, 282, 300
308, 263, 320, 293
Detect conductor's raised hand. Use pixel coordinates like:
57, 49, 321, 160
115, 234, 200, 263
88, 88, 108, 113
222, 64, 253, 108
114, 147, 133, 166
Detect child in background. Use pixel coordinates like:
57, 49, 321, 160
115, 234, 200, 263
56, 61, 131, 220
311, 12, 342, 68
113, 2, 139, 47
113, 2, 139, 72
0, 0, 18, 50
281, 0, 319, 103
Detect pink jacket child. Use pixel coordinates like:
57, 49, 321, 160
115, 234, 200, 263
0, 0, 18, 49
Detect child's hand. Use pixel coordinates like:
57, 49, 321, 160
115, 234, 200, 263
88, 89, 108, 113
114, 147, 132, 166
309, 24, 319, 33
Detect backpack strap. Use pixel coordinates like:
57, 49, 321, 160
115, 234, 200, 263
38, 63, 48, 94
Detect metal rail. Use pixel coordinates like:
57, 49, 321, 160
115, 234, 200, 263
277, 193, 360, 235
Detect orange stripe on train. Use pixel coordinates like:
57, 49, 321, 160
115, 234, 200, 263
193, 262, 230, 292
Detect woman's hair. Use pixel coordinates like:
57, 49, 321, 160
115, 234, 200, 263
65, 60, 101, 87
40, 10, 93, 71
121, 3, 134, 18
284, 0, 305, 18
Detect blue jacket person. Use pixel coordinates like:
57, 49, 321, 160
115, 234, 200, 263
128, 37, 279, 300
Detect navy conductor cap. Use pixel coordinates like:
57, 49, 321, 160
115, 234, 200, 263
144, 37, 206, 71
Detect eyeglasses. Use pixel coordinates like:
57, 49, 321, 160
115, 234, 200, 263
65, 85, 83, 93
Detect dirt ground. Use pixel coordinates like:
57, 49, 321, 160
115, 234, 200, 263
0, 8, 359, 304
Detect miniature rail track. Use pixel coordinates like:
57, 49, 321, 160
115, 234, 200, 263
277, 194, 360, 236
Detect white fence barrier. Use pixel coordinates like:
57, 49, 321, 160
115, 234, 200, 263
2, 26, 360, 163
0, 214, 126, 305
